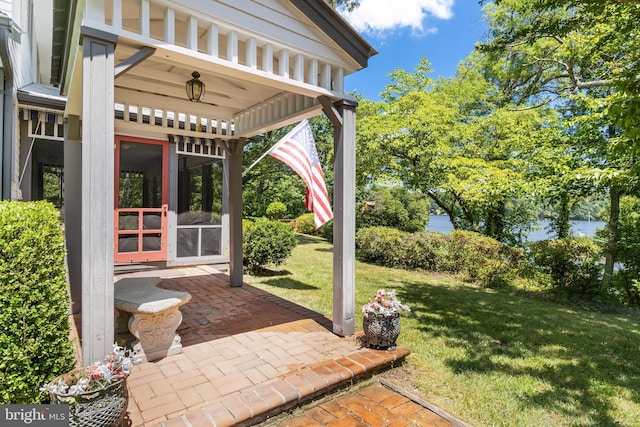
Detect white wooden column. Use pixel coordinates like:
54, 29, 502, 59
332, 99, 357, 336
80, 28, 117, 365
228, 138, 245, 287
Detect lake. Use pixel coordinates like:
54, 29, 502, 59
426, 214, 606, 242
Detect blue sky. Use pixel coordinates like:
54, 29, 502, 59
341, 1, 487, 101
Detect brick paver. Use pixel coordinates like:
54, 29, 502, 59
272, 384, 456, 427
73, 266, 457, 426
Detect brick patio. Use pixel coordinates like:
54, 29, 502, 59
90, 266, 410, 426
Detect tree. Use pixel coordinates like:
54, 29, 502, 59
327, 0, 360, 12
356, 60, 556, 244
242, 116, 334, 219
602, 196, 640, 305
357, 185, 430, 233
478, 0, 640, 279
242, 129, 307, 218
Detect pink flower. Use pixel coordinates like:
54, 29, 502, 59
361, 289, 410, 316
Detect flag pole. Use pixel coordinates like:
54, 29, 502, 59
242, 145, 273, 178
241, 120, 308, 177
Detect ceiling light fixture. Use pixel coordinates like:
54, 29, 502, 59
186, 71, 205, 102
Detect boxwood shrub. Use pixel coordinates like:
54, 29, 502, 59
292, 213, 316, 235
0, 201, 75, 403
243, 217, 297, 273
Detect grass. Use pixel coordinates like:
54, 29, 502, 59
244, 234, 640, 426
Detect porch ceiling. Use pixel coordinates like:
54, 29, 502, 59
113, 42, 281, 121
59, 0, 376, 139
64, 38, 327, 139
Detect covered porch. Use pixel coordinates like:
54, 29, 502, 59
71, 266, 410, 426
57, 0, 377, 365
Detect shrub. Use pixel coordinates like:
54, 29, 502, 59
401, 231, 448, 271
528, 237, 603, 296
356, 227, 408, 267
266, 201, 287, 220
243, 217, 297, 273
609, 271, 640, 306
445, 230, 523, 287
317, 219, 333, 242
293, 213, 316, 235
356, 227, 522, 287
0, 201, 75, 403
356, 227, 438, 269
242, 218, 255, 244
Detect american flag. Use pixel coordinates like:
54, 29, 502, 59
268, 120, 333, 228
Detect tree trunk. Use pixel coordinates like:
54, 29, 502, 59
427, 191, 461, 229
485, 201, 506, 241
603, 186, 620, 286
555, 194, 571, 239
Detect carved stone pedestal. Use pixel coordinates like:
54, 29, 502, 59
114, 277, 191, 362
129, 308, 184, 363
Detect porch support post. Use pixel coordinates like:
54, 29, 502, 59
64, 115, 82, 314
80, 29, 117, 365
332, 99, 357, 336
228, 138, 245, 287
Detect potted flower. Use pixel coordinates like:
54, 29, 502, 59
362, 289, 410, 349
41, 344, 133, 427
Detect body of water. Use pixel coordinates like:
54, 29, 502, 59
426, 214, 606, 242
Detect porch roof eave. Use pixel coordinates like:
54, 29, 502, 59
62, 31, 357, 139
289, 0, 378, 69
56, 0, 371, 119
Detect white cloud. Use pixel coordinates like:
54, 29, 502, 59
341, 0, 455, 36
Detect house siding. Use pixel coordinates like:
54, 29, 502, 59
8, 0, 35, 89
0, 0, 11, 17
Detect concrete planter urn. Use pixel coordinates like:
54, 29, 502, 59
361, 289, 410, 350
363, 312, 401, 349
48, 370, 128, 427
42, 344, 131, 427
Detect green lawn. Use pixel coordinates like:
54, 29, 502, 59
244, 234, 640, 426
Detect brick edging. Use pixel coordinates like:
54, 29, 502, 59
162, 346, 410, 427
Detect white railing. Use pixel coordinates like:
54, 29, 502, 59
114, 103, 234, 141
96, 0, 344, 93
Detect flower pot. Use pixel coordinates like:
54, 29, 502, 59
49, 368, 128, 427
363, 312, 401, 350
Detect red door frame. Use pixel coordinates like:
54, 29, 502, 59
114, 135, 169, 263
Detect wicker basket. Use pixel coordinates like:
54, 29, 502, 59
49, 369, 128, 427
363, 312, 401, 350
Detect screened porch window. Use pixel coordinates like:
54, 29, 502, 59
30, 140, 64, 208
177, 155, 223, 257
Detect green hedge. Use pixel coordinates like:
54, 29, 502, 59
243, 217, 297, 273
446, 230, 523, 287
528, 237, 603, 296
0, 201, 75, 403
355, 226, 407, 267
356, 226, 523, 287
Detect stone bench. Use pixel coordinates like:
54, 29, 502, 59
114, 277, 191, 363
